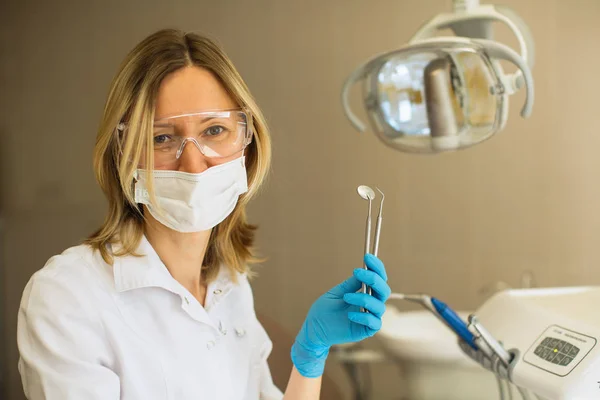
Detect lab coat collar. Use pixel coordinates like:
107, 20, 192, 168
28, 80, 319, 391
111, 236, 241, 331
111, 235, 235, 296
112, 236, 174, 293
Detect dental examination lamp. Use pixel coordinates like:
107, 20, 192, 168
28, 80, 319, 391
341, 0, 534, 153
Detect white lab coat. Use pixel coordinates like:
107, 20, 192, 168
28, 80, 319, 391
17, 236, 284, 400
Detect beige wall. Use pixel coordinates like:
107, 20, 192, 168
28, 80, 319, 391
2, 0, 600, 399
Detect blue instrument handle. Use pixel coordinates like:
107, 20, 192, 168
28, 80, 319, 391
431, 297, 477, 349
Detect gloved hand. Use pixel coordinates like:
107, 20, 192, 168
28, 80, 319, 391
291, 253, 391, 378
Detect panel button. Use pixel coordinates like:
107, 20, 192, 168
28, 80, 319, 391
568, 346, 580, 358
553, 353, 565, 365
541, 348, 552, 360
555, 341, 566, 352
549, 338, 560, 348
541, 337, 552, 346
560, 356, 573, 366
534, 346, 544, 356
545, 350, 558, 362
562, 343, 573, 354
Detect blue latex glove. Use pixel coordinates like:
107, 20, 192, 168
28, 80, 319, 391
291, 253, 391, 378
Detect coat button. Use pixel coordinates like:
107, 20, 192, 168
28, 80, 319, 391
235, 328, 246, 337
213, 289, 222, 295
207, 340, 216, 350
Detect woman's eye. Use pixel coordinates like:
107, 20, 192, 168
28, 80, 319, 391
205, 125, 225, 136
153, 134, 172, 145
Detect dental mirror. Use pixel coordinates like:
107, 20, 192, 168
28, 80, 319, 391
357, 185, 375, 201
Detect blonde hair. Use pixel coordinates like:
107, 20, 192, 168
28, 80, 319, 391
85, 29, 271, 283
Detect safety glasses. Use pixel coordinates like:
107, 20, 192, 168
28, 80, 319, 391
117, 108, 253, 169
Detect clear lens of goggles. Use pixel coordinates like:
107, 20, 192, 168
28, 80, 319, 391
343, 39, 533, 153
118, 109, 252, 169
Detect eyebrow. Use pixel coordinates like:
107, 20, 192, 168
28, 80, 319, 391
153, 114, 229, 127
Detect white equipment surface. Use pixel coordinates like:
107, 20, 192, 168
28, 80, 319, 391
475, 286, 600, 400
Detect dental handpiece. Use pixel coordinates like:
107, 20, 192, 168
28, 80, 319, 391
391, 293, 477, 349
392, 293, 512, 365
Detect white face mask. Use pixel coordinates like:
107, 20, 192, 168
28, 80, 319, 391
133, 156, 248, 232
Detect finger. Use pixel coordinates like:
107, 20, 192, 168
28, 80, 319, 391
353, 268, 391, 301
329, 275, 362, 297
364, 254, 387, 281
343, 293, 386, 317
348, 312, 382, 332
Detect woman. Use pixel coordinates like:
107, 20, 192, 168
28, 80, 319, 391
17, 29, 390, 399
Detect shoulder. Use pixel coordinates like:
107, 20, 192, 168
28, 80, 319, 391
17, 246, 117, 379
232, 270, 254, 297
20, 244, 112, 313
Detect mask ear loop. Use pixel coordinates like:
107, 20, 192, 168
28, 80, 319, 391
115, 121, 147, 219
115, 122, 137, 179
115, 122, 126, 156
